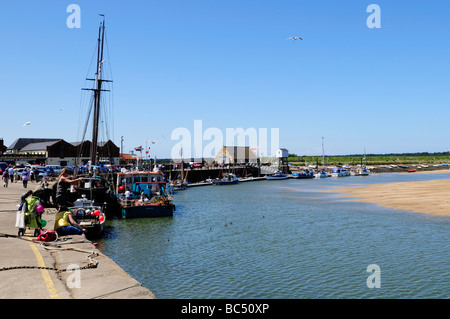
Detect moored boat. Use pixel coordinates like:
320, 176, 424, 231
116, 170, 175, 218
314, 169, 329, 179
69, 194, 106, 238
266, 171, 289, 180
354, 166, 370, 176
292, 168, 314, 179
331, 167, 350, 177
212, 173, 239, 185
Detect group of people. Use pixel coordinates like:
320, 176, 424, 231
2, 166, 32, 188
19, 167, 88, 238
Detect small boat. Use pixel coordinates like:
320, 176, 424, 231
407, 169, 416, 173
169, 179, 187, 191
266, 171, 289, 180
292, 168, 314, 179
354, 166, 370, 176
69, 194, 106, 238
331, 167, 351, 177
212, 173, 239, 185
314, 169, 329, 179
116, 170, 175, 218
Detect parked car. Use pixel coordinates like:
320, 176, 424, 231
35, 167, 56, 181
46, 165, 63, 175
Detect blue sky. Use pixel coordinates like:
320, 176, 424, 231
1, 1, 449, 158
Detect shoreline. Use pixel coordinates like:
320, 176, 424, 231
320, 170, 450, 217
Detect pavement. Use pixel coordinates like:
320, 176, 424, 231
0, 180, 155, 299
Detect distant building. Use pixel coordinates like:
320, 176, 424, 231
8, 138, 60, 154
0, 139, 6, 155
4, 137, 119, 166
276, 148, 289, 158
120, 153, 140, 165
214, 146, 258, 164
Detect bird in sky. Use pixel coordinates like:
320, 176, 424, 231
58, 108, 64, 111
288, 36, 303, 40
22, 121, 31, 127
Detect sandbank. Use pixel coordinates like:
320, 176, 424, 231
321, 177, 450, 217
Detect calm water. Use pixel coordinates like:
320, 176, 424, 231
98, 172, 450, 298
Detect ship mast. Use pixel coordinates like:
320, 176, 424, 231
82, 15, 112, 170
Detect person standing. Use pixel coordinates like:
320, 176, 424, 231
2, 169, 9, 188
55, 168, 83, 207
21, 168, 30, 188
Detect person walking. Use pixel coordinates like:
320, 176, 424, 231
21, 168, 30, 188
8, 166, 15, 183
14, 169, 19, 183
2, 169, 9, 188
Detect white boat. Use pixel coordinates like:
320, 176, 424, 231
354, 166, 370, 176
314, 169, 328, 179
331, 167, 350, 177
266, 171, 289, 180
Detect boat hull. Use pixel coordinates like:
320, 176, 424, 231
266, 176, 289, 180
121, 204, 174, 218
213, 180, 239, 185
292, 174, 314, 179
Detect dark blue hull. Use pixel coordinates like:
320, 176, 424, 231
121, 204, 175, 218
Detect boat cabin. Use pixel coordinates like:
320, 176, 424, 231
116, 171, 168, 198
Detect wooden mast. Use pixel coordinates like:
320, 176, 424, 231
82, 15, 111, 170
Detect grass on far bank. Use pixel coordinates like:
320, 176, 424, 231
288, 153, 450, 166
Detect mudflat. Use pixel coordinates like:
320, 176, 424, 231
321, 171, 450, 217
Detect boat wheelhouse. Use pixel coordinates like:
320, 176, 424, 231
116, 171, 174, 218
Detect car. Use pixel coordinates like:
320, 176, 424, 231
46, 165, 63, 175
35, 167, 56, 179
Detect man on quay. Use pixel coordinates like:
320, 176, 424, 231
8, 166, 14, 183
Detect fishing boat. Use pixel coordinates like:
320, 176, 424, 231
212, 173, 239, 185
292, 168, 314, 179
116, 170, 174, 218
266, 171, 289, 180
331, 167, 351, 177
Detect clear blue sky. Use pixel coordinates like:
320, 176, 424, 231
1, 1, 449, 158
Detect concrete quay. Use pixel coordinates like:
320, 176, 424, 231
0, 181, 155, 299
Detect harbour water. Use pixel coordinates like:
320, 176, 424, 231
98, 173, 450, 299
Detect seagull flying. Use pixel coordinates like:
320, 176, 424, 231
288, 36, 303, 41
22, 121, 31, 127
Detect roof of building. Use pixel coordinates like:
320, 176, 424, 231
8, 138, 61, 150
121, 153, 139, 160
217, 146, 258, 160
19, 140, 62, 152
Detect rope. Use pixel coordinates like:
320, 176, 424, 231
0, 263, 97, 273
0, 234, 99, 272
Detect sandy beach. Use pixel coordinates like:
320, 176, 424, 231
321, 171, 450, 217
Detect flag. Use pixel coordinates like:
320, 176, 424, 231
135, 146, 143, 151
